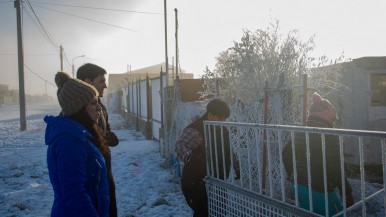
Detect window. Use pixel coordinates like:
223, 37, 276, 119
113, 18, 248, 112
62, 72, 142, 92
371, 73, 386, 106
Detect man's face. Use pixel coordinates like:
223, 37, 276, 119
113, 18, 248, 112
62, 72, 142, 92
88, 74, 107, 97
208, 112, 226, 121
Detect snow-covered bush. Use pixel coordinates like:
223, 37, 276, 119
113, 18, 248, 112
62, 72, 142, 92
200, 20, 347, 197
201, 20, 346, 124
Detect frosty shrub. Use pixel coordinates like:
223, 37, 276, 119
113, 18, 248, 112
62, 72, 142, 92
201, 20, 346, 124
200, 20, 347, 198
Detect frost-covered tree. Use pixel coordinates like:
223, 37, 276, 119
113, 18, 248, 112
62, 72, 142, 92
202, 20, 345, 124
200, 20, 347, 197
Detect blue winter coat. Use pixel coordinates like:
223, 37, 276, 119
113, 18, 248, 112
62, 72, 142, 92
44, 115, 110, 217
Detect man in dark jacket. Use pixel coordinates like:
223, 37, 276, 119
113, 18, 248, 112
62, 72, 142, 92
282, 92, 353, 216
77, 63, 119, 217
175, 99, 240, 217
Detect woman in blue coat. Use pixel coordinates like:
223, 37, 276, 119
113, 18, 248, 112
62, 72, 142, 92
45, 71, 110, 217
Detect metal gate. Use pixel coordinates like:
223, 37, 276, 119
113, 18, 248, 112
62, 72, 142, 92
204, 121, 386, 217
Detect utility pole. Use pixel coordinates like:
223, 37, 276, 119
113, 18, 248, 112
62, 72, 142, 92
174, 8, 179, 80
72, 55, 85, 78
14, 0, 27, 131
60, 44, 63, 71
162, 0, 170, 162
164, 0, 169, 84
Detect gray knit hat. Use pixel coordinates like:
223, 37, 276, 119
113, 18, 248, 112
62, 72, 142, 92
55, 71, 98, 116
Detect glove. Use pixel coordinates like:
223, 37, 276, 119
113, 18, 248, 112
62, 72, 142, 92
107, 131, 119, 147
345, 193, 354, 208
185, 154, 192, 164
235, 169, 240, 180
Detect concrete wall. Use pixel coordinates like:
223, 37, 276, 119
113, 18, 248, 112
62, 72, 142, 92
338, 58, 386, 165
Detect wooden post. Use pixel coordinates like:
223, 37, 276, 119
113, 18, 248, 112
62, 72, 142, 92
262, 80, 269, 193
14, 0, 26, 131
136, 78, 139, 131
302, 74, 308, 126
146, 75, 152, 139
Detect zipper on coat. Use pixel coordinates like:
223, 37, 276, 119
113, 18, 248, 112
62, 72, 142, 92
95, 159, 102, 189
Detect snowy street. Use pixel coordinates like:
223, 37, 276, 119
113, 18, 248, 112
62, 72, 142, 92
0, 102, 192, 217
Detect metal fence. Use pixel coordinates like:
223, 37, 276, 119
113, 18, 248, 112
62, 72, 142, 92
203, 121, 386, 217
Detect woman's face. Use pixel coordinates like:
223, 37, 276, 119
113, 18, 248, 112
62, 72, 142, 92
86, 97, 101, 123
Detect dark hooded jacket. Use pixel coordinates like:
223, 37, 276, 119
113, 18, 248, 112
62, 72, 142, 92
98, 98, 118, 217
181, 114, 236, 187
282, 115, 352, 195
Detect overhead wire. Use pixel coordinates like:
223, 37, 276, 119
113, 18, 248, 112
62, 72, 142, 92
23, 2, 59, 50
10, 0, 159, 80
25, 0, 59, 49
30, 1, 163, 15
23, 0, 71, 69
22, 1, 72, 76
24, 64, 56, 87
31, 4, 139, 32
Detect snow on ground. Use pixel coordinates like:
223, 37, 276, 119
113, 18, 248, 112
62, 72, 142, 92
1, 102, 385, 217
0, 102, 192, 217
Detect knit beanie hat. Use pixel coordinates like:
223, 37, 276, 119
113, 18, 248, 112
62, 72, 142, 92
309, 92, 337, 122
207, 99, 230, 118
55, 71, 98, 116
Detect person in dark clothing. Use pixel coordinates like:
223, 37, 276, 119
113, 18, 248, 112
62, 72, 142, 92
77, 63, 119, 217
282, 92, 354, 216
175, 99, 240, 217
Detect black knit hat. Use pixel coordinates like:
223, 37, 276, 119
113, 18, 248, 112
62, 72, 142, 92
55, 71, 98, 116
206, 99, 230, 118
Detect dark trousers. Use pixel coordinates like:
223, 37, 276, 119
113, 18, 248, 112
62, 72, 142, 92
181, 180, 208, 217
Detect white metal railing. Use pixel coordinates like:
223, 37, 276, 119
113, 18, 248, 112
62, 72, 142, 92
204, 121, 386, 217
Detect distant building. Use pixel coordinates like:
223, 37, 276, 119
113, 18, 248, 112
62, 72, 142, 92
330, 57, 386, 132
312, 56, 386, 165
0, 84, 18, 105
0, 84, 7, 105
106, 62, 194, 93
105, 62, 194, 111
0, 84, 54, 105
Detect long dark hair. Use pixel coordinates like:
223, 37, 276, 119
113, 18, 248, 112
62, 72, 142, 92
69, 107, 109, 156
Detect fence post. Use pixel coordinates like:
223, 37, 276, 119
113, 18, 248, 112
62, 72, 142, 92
146, 75, 152, 139
216, 78, 219, 98
262, 80, 269, 192
136, 78, 139, 131
302, 74, 308, 126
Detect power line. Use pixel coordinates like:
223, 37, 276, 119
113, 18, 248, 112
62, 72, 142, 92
24, 64, 56, 87
0, 53, 57, 56
30, 1, 163, 15
23, 1, 59, 50
32, 4, 139, 32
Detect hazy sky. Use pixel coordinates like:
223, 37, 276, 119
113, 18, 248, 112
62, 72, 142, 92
1, 0, 385, 96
